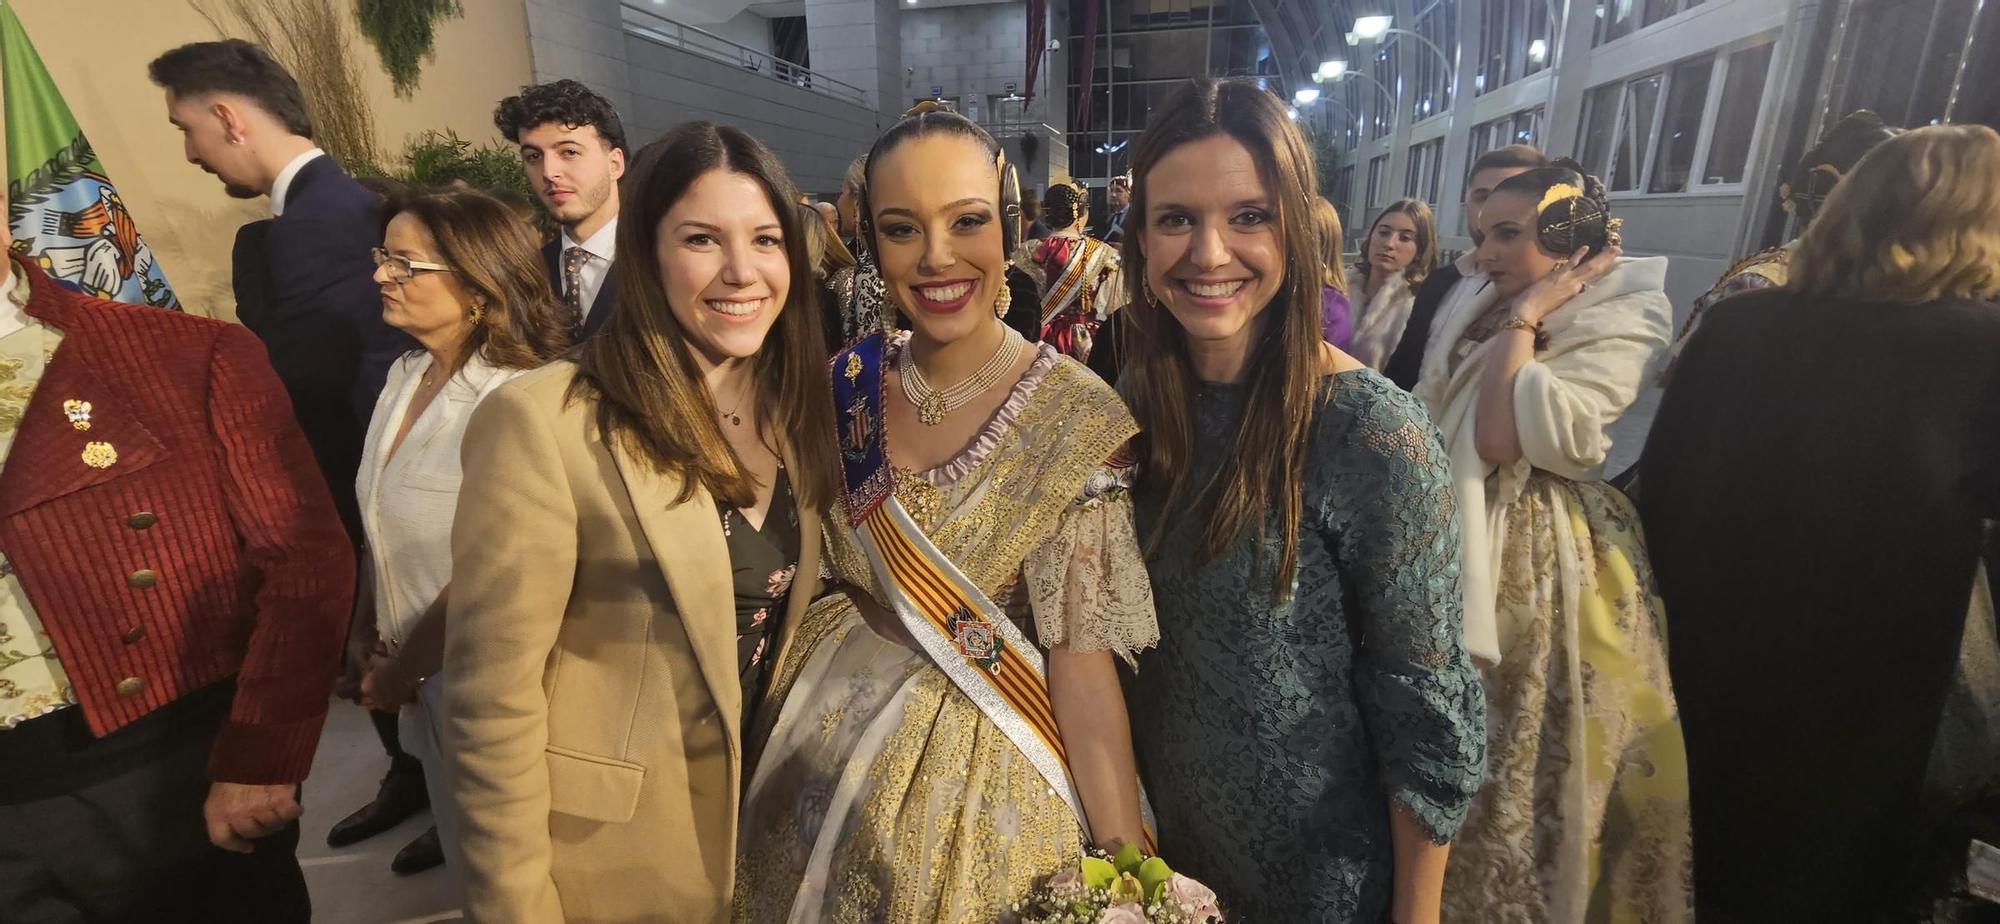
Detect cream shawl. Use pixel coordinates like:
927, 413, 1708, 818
1411, 256, 1671, 665
1348, 268, 1416, 370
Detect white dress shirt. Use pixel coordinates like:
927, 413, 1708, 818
559, 216, 618, 320
269, 148, 327, 217
356, 350, 526, 649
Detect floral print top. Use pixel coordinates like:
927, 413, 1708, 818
720, 467, 800, 729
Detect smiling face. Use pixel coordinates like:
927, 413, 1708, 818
1137, 134, 1286, 352
519, 122, 625, 232
867, 134, 1008, 347
1473, 189, 1564, 299
655, 168, 791, 371
1367, 210, 1420, 278
375, 212, 478, 344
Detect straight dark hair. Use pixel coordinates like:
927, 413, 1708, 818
1119, 78, 1327, 597
148, 40, 314, 138
381, 186, 573, 370
568, 122, 838, 511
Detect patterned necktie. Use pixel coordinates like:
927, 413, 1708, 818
561, 245, 590, 335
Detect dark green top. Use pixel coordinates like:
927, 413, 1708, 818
1130, 370, 1486, 922
720, 468, 800, 730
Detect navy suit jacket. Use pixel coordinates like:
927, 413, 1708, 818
230, 155, 412, 540
542, 237, 618, 339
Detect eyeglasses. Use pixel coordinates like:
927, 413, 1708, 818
372, 247, 457, 284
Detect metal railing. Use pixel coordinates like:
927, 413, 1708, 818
620, 2, 869, 107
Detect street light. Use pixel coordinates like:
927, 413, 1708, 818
1351, 14, 1393, 40
1317, 59, 1349, 80
1295, 87, 1321, 105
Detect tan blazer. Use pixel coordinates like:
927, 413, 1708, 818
442, 362, 822, 924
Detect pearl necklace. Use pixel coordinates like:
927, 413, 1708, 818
898, 327, 1026, 426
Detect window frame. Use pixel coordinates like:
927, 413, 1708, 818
1579, 36, 1777, 199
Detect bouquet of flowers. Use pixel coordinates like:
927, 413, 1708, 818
1013, 842, 1225, 923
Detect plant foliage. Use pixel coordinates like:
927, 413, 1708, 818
354, 0, 463, 99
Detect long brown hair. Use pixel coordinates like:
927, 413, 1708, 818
381, 185, 573, 369
569, 122, 838, 511
1120, 77, 1327, 597
1311, 197, 1347, 293
1352, 197, 1439, 291
1789, 124, 2000, 303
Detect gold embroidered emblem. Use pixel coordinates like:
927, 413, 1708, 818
844, 352, 863, 382
63, 399, 92, 431
81, 441, 117, 469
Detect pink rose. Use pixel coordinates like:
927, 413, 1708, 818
1045, 867, 1086, 901
1095, 905, 1148, 924
1162, 875, 1222, 921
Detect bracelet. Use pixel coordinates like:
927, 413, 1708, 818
1498, 316, 1550, 351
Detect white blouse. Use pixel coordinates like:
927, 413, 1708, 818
357, 351, 527, 650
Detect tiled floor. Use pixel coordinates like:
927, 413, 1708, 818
302, 702, 463, 924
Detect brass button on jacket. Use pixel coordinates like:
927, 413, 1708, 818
127, 512, 158, 530
122, 624, 147, 644
128, 569, 158, 589
116, 676, 144, 696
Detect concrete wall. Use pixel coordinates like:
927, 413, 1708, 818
624, 32, 883, 193
900, 2, 1029, 115
4, 0, 534, 320
527, 0, 640, 121
804, 0, 903, 117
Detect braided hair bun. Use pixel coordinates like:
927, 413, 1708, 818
1042, 180, 1088, 231
1494, 158, 1619, 256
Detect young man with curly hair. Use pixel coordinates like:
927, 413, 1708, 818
494, 80, 629, 340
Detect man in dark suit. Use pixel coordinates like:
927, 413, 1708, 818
149, 40, 433, 872
495, 80, 628, 339
0, 242, 354, 921
1094, 174, 1130, 244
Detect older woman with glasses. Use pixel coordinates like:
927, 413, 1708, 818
351, 186, 572, 882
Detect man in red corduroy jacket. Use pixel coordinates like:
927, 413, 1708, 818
0, 229, 353, 921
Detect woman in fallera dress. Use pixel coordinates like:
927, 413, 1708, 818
1412, 161, 1694, 921
1120, 78, 1486, 924
1017, 178, 1128, 380
735, 104, 1158, 923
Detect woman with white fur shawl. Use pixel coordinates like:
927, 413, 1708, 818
1412, 162, 1694, 922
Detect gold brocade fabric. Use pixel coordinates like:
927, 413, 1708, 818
0, 274, 76, 729
736, 349, 1149, 924
1442, 474, 1694, 923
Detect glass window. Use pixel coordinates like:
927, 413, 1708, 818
1370, 43, 1398, 138
1367, 155, 1389, 208
1408, 0, 1456, 121
1404, 140, 1442, 200
1596, 0, 1637, 45
1578, 84, 1620, 179
1701, 43, 1774, 184
1478, 0, 1555, 92
1649, 54, 1714, 193
1612, 73, 1662, 191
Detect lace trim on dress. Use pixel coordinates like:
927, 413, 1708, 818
887, 335, 1063, 489
1020, 460, 1161, 668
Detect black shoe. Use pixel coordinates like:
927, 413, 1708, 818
326, 763, 428, 848
391, 826, 445, 876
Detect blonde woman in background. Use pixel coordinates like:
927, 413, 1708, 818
1639, 124, 2000, 923
1309, 197, 1354, 349
1349, 199, 1438, 370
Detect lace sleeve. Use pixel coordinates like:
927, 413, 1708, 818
1020, 461, 1160, 668
1330, 403, 1487, 844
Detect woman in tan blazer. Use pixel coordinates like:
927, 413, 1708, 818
442, 123, 840, 924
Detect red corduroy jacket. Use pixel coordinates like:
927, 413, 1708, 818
0, 256, 354, 784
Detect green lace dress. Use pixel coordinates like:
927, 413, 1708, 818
1130, 370, 1486, 922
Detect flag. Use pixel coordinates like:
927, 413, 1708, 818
3, 2, 180, 309
1025, 0, 1045, 104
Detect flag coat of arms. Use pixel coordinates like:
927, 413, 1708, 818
3, 2, 180, 309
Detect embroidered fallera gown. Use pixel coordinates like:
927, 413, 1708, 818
734, 337, 1158, 924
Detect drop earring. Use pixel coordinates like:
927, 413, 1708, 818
993, 279, 1012, 319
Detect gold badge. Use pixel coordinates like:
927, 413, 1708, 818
844, 353, 863, 382
63, 399, 93, 431
81, 441, 117, 469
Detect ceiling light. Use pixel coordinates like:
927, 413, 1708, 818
1317, 59, 1348, 80
1351, 15, 1393, 40
1288, 106, 1301, 120
1294, 87, 1321, 104
1528, 39, 1548, 61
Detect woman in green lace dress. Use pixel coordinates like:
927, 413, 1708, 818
1119, 78, 1486, 922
